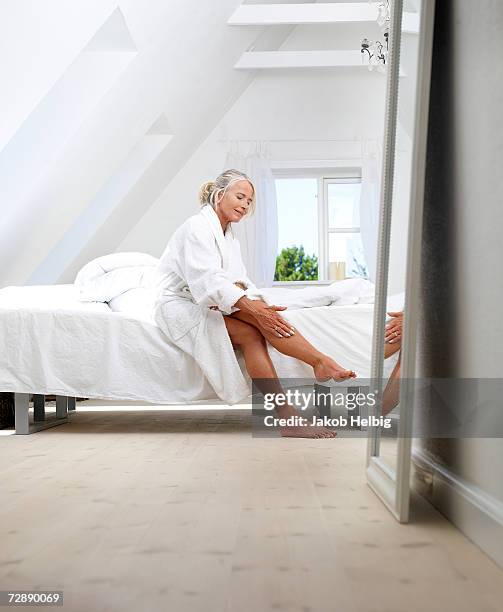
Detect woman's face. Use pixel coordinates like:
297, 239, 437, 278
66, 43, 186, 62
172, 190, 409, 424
216, 180, 254, 225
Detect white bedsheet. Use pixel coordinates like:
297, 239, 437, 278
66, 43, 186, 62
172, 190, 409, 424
259, 278, 375, 309
0, 285, 400, 404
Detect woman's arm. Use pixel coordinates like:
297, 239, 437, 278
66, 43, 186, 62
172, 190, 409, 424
199, 276, 292, 337
233, 294, 294, 338
176, 223, 247, 314
177, 223, 293, 336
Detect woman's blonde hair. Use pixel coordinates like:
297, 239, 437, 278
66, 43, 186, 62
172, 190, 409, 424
199, 169, 256, 217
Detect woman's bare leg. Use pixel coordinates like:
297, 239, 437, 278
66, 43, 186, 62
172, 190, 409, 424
228, 307, 355, 382
382, 354, 401, 415
384, 340, 401, 359
223, 315, 336, 438
382, 335, 402, 414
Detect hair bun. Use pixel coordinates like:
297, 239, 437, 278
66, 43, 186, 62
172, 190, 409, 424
199, 181, 215, 205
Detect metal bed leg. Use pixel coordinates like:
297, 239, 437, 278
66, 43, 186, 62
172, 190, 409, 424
33, 394, 46, 422
314, 383, 332, 419
67, 397, 76, 411
56, 395, 68, 418
14, 394, 72, 434
14, 393, 30, 435
348, 386, 362, 430
313, 383, 371, 431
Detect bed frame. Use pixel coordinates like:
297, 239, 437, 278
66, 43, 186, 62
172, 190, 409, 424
14, 394, 77, 435
12, 383, 369, 435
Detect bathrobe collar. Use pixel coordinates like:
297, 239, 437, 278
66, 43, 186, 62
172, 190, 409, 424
200, 204, 234, 269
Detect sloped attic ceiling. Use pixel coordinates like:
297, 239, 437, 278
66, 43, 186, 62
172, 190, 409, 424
0, 0, 299, 286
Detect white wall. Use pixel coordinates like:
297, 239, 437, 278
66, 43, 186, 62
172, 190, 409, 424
415, 0, 503, 568
0, 0, 117, 150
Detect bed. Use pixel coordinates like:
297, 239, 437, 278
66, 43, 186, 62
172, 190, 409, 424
0, 283, 401, 434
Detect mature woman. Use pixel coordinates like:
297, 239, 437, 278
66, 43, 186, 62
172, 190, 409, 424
153, 169, 356, 438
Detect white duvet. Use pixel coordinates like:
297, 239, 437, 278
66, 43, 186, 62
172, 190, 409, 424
73, 251, 377, 319
74, 252, 158, 303
0, 284, 400, 404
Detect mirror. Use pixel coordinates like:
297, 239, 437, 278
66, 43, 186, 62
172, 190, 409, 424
366, 0, 436, 521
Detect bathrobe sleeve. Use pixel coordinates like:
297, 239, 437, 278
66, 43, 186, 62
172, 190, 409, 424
177, 221, 247, 315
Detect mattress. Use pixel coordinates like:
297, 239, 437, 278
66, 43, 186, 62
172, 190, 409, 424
0, 284, 399, 404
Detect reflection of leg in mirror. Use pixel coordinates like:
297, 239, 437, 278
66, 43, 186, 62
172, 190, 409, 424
382, 353, 401, 416
382, 310, 403, 416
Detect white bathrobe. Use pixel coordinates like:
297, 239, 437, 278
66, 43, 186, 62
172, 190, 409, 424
153, 203, 266, 404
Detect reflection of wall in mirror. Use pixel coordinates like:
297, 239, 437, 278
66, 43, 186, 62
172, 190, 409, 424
388, 122, 412, 294
398, 28, 420, 137
387, 17, 420, 295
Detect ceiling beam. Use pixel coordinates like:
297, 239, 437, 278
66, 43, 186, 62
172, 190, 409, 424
234, 50, 369, 69
228, 3, 419, 31
228, 3, 378, 25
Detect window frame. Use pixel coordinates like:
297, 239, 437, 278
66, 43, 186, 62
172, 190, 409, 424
272, 167, 362, 285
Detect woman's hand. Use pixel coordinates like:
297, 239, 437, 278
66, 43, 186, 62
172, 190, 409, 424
250, 301, 295, 338
385, 311, 403, 343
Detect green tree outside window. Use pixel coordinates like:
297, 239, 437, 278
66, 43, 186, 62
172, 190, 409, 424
274, 245, 318, 281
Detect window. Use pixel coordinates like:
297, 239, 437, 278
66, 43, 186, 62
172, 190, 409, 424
325, 179, 367, 280
274, 170, 366, 283
274, 177, 319, 281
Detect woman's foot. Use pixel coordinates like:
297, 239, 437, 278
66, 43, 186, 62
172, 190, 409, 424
280, 425, 337, 439
275, 404, 337, 439
313, 357, 356, 382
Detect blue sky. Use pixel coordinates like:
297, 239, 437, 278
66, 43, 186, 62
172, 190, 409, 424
276, 178, 318, 256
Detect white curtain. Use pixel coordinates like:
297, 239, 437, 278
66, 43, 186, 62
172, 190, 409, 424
359, 140, 382, 282
224, 142, 278, 288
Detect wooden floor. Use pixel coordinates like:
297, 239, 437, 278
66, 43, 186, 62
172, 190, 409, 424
1, 407, 502, 612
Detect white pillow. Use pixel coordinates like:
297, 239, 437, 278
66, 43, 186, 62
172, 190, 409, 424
78, 267, 157, 302
75, 252, 159, 286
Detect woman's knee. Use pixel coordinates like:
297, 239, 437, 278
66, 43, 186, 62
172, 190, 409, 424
225, 317, 264, 347
230, 310, 284, 343
239, 322, 265, 346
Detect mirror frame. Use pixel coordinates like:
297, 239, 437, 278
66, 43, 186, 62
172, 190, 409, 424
366, 0, 436, 522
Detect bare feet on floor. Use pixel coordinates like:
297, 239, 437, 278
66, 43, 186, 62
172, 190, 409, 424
280, 425, 337, 439
313, 357, 356, 382
275, 404, 337, 439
